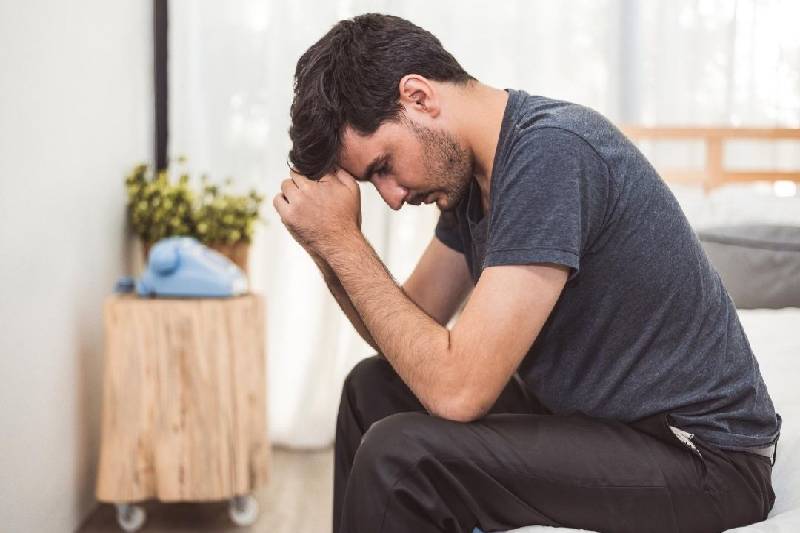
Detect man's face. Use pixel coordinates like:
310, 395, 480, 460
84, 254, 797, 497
339, 118, 473, 212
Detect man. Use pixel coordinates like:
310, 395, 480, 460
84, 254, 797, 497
273, 13, 780, 533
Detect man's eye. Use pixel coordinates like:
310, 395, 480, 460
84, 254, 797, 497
376, 165, 390, 176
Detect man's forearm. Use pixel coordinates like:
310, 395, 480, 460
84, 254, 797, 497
318, 231, 461, 418
310, 252, 380, 351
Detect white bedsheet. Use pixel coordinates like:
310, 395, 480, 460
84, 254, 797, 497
504, 307, 800, 533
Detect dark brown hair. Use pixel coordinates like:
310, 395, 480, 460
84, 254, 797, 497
288, 13, 474, 179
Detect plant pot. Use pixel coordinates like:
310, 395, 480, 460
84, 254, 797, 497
142, 240, 251, 275
208, 241, 250, 274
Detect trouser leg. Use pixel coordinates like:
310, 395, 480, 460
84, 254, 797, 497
333, 355, 540, 533
340, 410, 774, 533
333, 356, 424, 533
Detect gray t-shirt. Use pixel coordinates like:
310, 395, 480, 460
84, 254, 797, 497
435, 89, 781, 451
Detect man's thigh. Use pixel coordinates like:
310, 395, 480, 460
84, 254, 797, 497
349, 411, 729, 533
345, 355, 546, 427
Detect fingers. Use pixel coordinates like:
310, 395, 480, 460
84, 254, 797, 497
289, 169, 314, 189
280, 177, 301, 203
275, 168, 359, 220
274, 176, 300, 219
272, 192, 288, 217
335, 167, 359, 194
288, 168, 356, 193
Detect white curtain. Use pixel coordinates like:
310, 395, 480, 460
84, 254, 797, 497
629, 0, 800, 174
168, 0, 799, 448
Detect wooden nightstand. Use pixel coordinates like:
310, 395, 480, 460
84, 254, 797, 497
95, 294, 270, 531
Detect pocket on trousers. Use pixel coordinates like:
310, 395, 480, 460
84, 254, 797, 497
630, 413, 711, 487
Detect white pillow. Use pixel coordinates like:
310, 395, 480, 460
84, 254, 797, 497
667, 183, 718, 228
667, 182, 800, 230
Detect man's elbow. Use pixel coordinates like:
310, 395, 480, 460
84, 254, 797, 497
429, 388, 494, 422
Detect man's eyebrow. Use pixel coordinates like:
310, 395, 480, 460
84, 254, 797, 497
359, 154, 389, 182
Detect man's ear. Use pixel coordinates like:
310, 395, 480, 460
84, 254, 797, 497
398, 75, 441, 119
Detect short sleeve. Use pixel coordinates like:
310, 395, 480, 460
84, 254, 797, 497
484, 127, 609, 280
434, 211, 465, 254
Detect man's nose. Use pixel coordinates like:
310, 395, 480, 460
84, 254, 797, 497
374, 178, 408, 210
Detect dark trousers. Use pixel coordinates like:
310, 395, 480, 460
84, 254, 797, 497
333, 355, 775, 533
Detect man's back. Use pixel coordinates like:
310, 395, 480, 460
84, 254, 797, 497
435, 89, 781, 451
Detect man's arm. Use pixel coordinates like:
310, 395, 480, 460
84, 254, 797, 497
401, 236, 473, 326
320, 229, 567, 422
309, 251, 379, 351
274, 170, 567, 422
311, 235, 472, 349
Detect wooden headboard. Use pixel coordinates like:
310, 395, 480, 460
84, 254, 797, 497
620, 126, 800, 190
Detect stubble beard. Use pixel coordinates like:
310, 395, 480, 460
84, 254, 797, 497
408, 121, 473, 212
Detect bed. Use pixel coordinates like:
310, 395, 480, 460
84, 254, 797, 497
502, 127, 800, 533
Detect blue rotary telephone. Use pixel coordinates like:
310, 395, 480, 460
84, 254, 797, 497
133, 237, 248, 298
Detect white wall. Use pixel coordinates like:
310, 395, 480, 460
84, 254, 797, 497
0, 1, 152, 531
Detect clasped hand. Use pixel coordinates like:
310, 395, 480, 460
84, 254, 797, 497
273, 168, 362, 256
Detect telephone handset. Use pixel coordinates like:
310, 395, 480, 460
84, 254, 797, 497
135, 237, 248, 298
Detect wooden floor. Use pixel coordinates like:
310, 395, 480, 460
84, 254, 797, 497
78, 446, 334, 533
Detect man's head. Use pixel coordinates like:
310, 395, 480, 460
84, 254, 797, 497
289, 13, 476, 211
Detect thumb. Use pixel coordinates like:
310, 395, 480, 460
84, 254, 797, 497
335, 168, 359, 194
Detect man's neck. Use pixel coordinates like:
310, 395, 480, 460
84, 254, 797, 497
456, 82, 509, 212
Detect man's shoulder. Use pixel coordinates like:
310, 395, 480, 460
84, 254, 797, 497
505, 91, 638, 183
511, 91, 610, 135
501, 121, 607, 173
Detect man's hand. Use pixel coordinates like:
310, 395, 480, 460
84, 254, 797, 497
273, 168, 362, 255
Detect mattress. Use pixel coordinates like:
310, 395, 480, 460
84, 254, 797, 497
501, 307, 800, 533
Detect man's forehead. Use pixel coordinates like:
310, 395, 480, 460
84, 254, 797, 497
339, 122, 402, 177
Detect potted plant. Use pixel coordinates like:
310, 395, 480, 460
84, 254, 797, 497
125, 162, 263, 273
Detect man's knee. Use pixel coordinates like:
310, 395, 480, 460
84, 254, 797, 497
338, 355, 425, 435
351, 412, 434, 478
343, 354, 391, 394
337, 355, 395, 425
